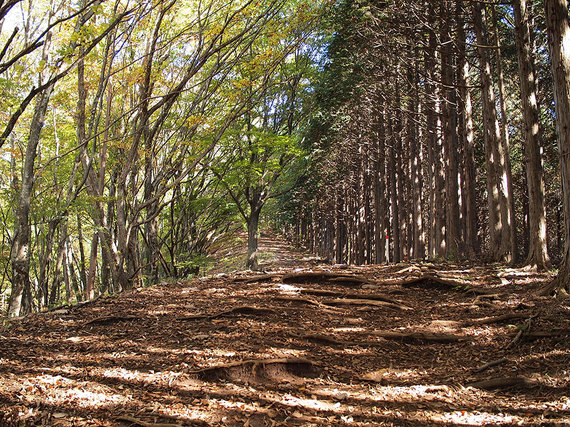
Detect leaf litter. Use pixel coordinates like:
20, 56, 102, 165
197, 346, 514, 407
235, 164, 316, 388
0, 232, 568, 426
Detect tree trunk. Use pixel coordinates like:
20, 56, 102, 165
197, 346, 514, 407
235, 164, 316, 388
388, 112, 400, 263
335, 187, 345, 264
37, 220, 57, 309
404, 63, 425, 261
247, 207, 261, 270
457, 0, 479, 257
363, 153, 372, 264
472, 4, 504, 261
374, 104, 388, 263
76, 214, 87, 295
50, 221, 70, 307
424, 12, 446, 259
86, 233, 98, 300
8, 84, 54, 317
492, 5, 517, 263
514, 0, 550, 270
542, 0, 570, 294
441, 0, 460, 258
395, 93, 407, 262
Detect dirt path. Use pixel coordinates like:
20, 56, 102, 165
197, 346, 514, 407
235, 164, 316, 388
206, 230, 321, 274
0, 237, 569, 425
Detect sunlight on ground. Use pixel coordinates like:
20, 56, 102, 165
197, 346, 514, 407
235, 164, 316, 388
152, 403, 214, 424
187, 348, 237, 358
428, 409, 518, 425
1, 260, 568, 425
333, 327, 367, 332
268, 347, 308, 358
22, 375, 132, 408
147, 310, 170, 316
101, 367, 181, 385
327, 347, 376, 356
276, 284, 301, 292
360, 368, 428, 382
65, 335, 98, 343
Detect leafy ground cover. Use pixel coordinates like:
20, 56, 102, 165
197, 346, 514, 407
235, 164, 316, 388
0, 233, 568, 426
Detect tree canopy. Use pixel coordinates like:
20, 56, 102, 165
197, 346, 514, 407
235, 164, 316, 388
1, 0, 570, 318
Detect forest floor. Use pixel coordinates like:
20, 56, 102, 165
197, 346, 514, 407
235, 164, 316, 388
0, 232, 569, 426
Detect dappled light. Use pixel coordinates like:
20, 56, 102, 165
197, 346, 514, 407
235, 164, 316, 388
1, 0, 570, 424
1, 233, 568, 425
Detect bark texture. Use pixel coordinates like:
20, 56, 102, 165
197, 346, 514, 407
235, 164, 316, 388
543, 0, 570, 294
514, 0, 550, 270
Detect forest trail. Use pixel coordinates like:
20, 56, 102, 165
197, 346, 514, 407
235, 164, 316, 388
205, 230, 321, 275
0, 235, 569, 426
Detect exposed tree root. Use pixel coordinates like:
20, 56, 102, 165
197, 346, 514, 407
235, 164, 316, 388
282, 272, 372, 286
462, 313, 528, 326
294, 333, 384, 348
473, 294, 504, 304
473, 357, 508, 373
398, 274, 469, 290
177, 305, 277, 321
299, 288, 409, 306
506, 317, 534, 349
48, 297, 102, 316
298, 288, 344, 297
329, 276, 371, 285
116, 415, 182, 427
211, 306, 277, 318
371, 330, 470, 343
538, 272, 570, 297
467, 376, 535, 390
509, 329, 570, 340
294, 333, 350, 346
395, 265, 422, 275
274, 296, 344, 312
322, 298, 412, 311
85, 316, 137, 326
187, 357, 320, 382
232, 274, 279, 284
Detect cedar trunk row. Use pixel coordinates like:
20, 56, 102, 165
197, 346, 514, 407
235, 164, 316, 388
284, 0, 565, 285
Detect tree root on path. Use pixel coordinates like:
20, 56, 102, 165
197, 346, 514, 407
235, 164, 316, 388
506, 317, 534, 349
292, 332, 386, 348
85, 315, 137, 326
232, 274, 280, 284
371, 330, 471, 343
321, 298, 412, 311
396, 274, 503, 296
187, 357, 320, 382
299, 288, 409, 307
116, 415, 182, 427
273, 296, 344, 312
293, 333, 351, 346
508, 329, 570, 341
177, 305, 277, 321
472, 357, 508, 373
282, 271, 373, 286
462, 313, 529, 326
467, 376, 535, 390
398, 274, 469, 290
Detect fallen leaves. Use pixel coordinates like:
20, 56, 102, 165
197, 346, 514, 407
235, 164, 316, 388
0, 240, 568, 425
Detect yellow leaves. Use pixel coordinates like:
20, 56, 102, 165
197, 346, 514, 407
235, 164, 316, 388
184, 115, 215, 138
186, 114, 206, 129
233, 77, 253, 91
0, 146, 21, 159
